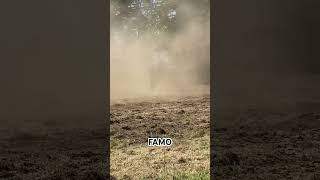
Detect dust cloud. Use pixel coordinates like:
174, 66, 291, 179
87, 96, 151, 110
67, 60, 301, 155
110, 1, 210, 100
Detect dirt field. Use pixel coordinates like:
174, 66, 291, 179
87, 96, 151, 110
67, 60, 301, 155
213, 103, 320, 179
0, 121, 107, 179
110, 95, 210, 179
0, 94, 209, 180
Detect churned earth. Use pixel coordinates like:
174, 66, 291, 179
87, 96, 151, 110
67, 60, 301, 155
0, 120, 108, 180
212, 102, 320, 180
110, 95, 210, 179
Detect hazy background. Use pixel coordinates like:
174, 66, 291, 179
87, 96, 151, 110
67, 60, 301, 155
110, 0, 210, 99
0, 0, 107, 126
214, 0, 320, 114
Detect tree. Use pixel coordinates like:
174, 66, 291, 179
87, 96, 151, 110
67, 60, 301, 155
111, 0, 180, 38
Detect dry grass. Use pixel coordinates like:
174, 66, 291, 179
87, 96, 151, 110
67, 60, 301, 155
111, 135, 209, 179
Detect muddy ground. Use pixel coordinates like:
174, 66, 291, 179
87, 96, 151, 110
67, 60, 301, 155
110, 95, 210, 179
213, 103, 320, 180
0, 121, 108, 180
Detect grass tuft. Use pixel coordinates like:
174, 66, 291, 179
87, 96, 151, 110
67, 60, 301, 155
173, 171, 210, 180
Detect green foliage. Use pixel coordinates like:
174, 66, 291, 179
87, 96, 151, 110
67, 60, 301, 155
111, 0, 209, 38
111, 0, 176, 37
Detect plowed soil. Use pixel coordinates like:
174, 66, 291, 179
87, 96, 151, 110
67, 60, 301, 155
0, 121, 107, 179
213, 104, 320, 179
110, 95, 210, 179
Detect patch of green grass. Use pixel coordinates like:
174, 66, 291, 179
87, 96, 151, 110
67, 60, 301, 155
150, 171, 210, 180
110, 139, 129, 149
173, 171, 210, 180
191, 129, 206, 138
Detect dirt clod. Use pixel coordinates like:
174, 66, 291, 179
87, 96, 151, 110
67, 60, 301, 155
121, 126, 131, 130
179, 110, 185, 114
178, 157, 187, 164
156, 127, 166, 135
